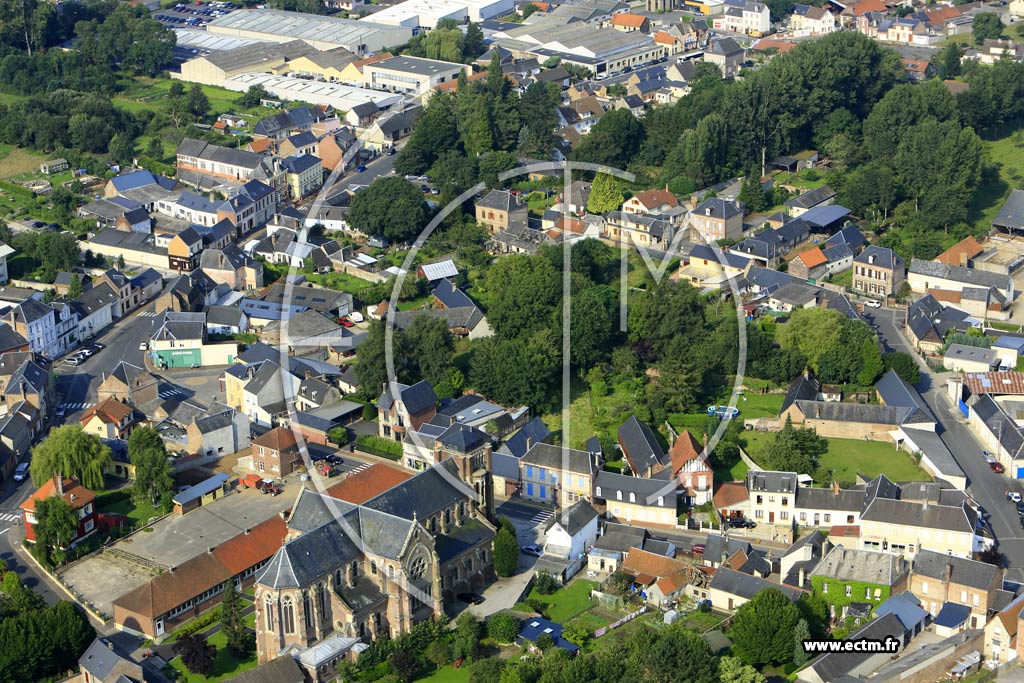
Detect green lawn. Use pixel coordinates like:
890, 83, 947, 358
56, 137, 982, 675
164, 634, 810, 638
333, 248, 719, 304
828, 268, 853, 288
416, 663, 471, 683
715, 457, 749, 485
542, 378, 644, 449
168, 626, 258, 683
969, 126, 1024, 232
741, 431, 927, 486
94, 489, 161, 528
516, 580, 598, 623
732, 392, 783, 419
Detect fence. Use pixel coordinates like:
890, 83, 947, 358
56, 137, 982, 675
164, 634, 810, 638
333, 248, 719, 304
594, 605, 647, 638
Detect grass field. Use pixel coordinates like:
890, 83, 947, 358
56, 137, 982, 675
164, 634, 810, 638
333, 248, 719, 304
969, 127, 1024, 231
169, 627, 258, 683
95, 489, 161, 528
0, 144, 47, 177
732, 392, 783, 419
416, 664, 472, 683
517, 579, 598, 623
716, 457, 749, 484
542, 378, 644, 449
741, 431, 927, 486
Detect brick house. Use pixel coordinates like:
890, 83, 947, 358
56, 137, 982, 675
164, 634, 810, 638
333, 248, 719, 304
908, 550, 1002, 629
475, 190, 528, 235
252, 427, 303, 478
21, 474, 99, 546
853, 245, 905, 299
689, 197, 744, 243
377, 381, 437, 440
80, 397, 136, 440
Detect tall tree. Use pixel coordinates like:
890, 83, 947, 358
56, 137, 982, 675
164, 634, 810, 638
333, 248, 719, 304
174, 633, 216, 676
730, 588, 802, 666
571, 108, 645, 169
586, 173, 623, 214
30, 425, 111, 490
718, 656, 767, 683
763, 415, 827, 475
347, 176, 430, 243
128, 426, 173, 505
493, 525, 518, 577
32, 496, 78, 566
972, 13, 1004, 44
220, 580, 251, 656
186, 84, 210, 121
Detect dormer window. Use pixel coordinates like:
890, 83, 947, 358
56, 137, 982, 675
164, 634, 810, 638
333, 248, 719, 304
629, 492, 635, 503
616, 491, 622, 501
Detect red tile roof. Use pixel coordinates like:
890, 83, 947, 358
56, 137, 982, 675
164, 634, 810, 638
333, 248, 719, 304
326, 463, 413, 504
622, 548, 687, 579
962, 371, 1024, 396
80, 397, 132, 426
653, 31, 677, 45
252, 427, 299, 453
936, 236, 984, 266
114, 553, 230, 620
669, 430, 705, 472
21, 475, 96, 513
751, 38, 797, 53
631, 188, 678, 210
212, 514, 287, 576
714, 481, 748, 509
798, 247, 828, 269
611, 12, 647, 28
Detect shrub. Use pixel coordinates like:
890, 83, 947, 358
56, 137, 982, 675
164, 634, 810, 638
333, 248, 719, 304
525, 598, 547, 617
487, 613, 520, 643
362, 403, 377, 421
355, 434, 402, 460
533, 571, 559, 595
327, 426, 349, 447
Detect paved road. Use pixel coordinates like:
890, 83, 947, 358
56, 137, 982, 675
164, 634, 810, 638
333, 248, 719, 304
322, 149, 398, 205
870, 307, 1024, 579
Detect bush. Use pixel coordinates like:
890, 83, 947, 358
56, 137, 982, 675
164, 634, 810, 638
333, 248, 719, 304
362, 403, 377, 421
327, 426, 349, 447
525, 598, 547, 617
493, 527, 518, 577
487, 613, 520, 643
355, 434, 402, 460
533, 571, 559, 595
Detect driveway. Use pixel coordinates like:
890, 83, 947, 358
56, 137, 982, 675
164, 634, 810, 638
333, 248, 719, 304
871, 306, 1024, 579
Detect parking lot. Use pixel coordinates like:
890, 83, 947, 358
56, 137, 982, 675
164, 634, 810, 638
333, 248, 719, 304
152, 1, 237, 28
58, 553, 154, 619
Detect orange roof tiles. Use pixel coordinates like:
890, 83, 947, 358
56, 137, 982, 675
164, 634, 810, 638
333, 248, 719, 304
751, 38, 798, 54
248, 138, 273, 154
669, 430, 705, 472
925, 5, 961, 22
622, 548, 687, 578
901, 58, 931, 74
212, 515, 287, 576
632, 188, 678, 210
654, 31, 677, 45
828, 524, 860, 539
433, 71, 490, 93
326, 463, 413, 504
22, 475, 96, 513
714, 481, 748, 508
849, 0, 887, 15
611, 12, 647, 28
655, 571, 689, 594
114, 552, 230, 619
252, 427, 299, 453
80, 397, 132, 426
798, 247, 828, 269
962, 371, 1024, 396
928, 289, 962, 304
936, 236, 984, 266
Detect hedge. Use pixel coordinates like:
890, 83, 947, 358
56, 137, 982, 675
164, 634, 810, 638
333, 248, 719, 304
355, 434, 402, 460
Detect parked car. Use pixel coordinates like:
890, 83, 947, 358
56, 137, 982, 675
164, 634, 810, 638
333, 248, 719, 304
865, 300, 882, 308
692, 543, 706, 555
66, 356, 84, 366
457, 592, 485, 605
728, 517, 756, 529
55, 405, 66, 418
139, 342, 148, 351
520, 544, 543, 557
325, 454, 344, 466
430, 188, 440, 195
90, 342, 105, 350
420, 184, 430, 192
13, 462, 29, 482
355, 164, 367, 173
338, 317, 354, 328
1010, 491, 1023, 503
404, 174, 418, 180
309, 451, 327, 462
991, 461, 1006, 473
386, 147, 396, 155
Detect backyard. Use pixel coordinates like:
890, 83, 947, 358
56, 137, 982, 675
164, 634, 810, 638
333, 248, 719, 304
515, 579, 599, 623
740, 431, 928, 486
969, 126, 1024, 232
541, 378, 643, 450
94, 487, 162, 529
167, 612, 258, 683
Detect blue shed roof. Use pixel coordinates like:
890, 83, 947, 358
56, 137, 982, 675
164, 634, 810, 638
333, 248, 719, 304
800, 204, 851, 228
518, 617, 579, 654
933, 602, 972, 629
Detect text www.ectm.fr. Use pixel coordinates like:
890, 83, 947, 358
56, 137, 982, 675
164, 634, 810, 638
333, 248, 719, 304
802, 637, 901, 655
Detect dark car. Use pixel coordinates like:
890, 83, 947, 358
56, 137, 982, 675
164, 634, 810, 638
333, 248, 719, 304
309, 451, 327, 462
991, 461, 1006, 473
355, 164, 366, 173
325, 454, 345, 466
457, 592, 485, 605
386, 147, 396, 155
728, 518, 756, 529
1015, 501, 1024, 516
420, 184, 430, 192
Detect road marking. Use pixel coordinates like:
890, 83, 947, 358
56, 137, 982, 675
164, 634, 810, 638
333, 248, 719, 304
137, 311, 158, 318
347, 463, 370, 476
58, 402, 88, 411
0, 512, 19, 523
158, 389, 186, 399
529, 510, 553, 525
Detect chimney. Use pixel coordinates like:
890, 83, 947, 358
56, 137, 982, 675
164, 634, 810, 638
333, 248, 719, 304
833, 480, 839, 496
798, 567, 805, 587
208, 546, 214, 554
106, 641, 114, 651
244, 528, 251, 535
56, 473, 64, 496
279, 510, 287, 521
305, 370, 312, 380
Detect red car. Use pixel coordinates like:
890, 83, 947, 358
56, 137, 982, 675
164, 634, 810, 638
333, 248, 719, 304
338, 317, 354, 328
991, 461, 1006, 473
692, 544, 706, 555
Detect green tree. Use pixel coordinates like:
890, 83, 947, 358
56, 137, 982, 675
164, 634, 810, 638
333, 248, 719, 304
67, 275, 83, 299
327, 426, 349, 447
587, 173, 623, 214
477, 150, 518, 190
128, 426, 173, 505
738, 170, 768, 213
1, 570, 45, 616
390, 649, 418, 683
220, 579, 252, 656
883, 352, 921, 385
235, 84, 269, 108
174, 633, 216, 676
30, 425, 111, 490
937, 42, 963, 79
792, 619, 811, 667
348, 176, 430, 243
972, 13, 1004, 44
186, 84, 211, 121
764, 416, 827, 476
469, 331, 560, 413
493, 525, 519, 577
108, 132, 134, 165
730, 588, 802, 666
424, 640, 454, 668
400, 315, 455, 386
454, 611, 483, 658
775, 308, 845, 372
718, 656, 767, 683
571, 108, 645, 169
0, 600, 95, 683
33, 495, 78, 566
487, 612, 520, 643
856, 337, 884, 386
483, 254, 561, 340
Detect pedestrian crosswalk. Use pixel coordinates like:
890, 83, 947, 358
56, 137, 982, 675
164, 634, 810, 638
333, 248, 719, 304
347, 463, 370, 476
529, 509, 553, 526
159, 388, 187, 400
0, 512, 21, 524
58, 402, 88, 412
138, 311, 158, 318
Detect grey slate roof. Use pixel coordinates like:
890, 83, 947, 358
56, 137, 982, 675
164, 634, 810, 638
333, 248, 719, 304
911, 549, 998, 590
225, 656, 305, 683
594, 470, 676, 507
792, 400, 919, 426
875, 369, 934, 422
746, 470, 798, 494
693, 197, 743, 219
377, 380, 437, 415
436, 423, 489, 453
810, 613, 907, 682
780, 372, 820, 414
258, 519, 363, 589
972, 394, 1024, 457
363, 459, 473, 522
855, 244, 903, 271
522, 442, 596, 476
546, 500, 599, 535
909, 258, 1012, 291
784, 185, 835, 210
709, 567, 803, 602
861, 495, 977, 534
498, 417, 552, 459
477, 189, 524, 212
994, 189, 1024, 231
795, 486, 864, 512
618, 415, 667, 474
152, 311, 206, 342
825, 225, 866, 251
811, 546, 908, 585
432, 280, 476, 309
78, 638, 136, 681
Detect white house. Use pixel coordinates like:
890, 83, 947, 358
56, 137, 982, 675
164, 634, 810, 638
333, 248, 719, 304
543, 501, 599, 562
0, 241, 15, 284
